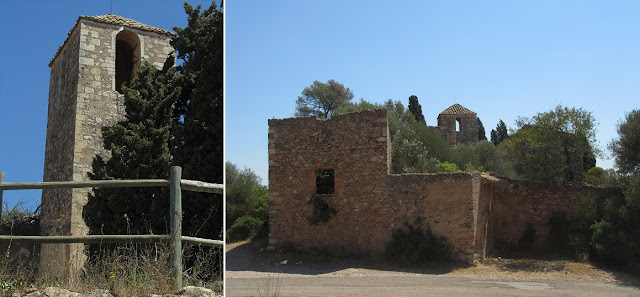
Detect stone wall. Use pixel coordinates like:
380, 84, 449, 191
490, 178, 622, 252
437, 113, 478, 144
41, 17, 173, 278
268, 110, 615, 262
268, 110, 489, 261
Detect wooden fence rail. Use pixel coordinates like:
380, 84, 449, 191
0, 166, 222, 289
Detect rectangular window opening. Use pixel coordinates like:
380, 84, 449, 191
315, 169, 335, 195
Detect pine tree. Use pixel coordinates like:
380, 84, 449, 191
83, 60, 181, 235
408, 95, 426, 124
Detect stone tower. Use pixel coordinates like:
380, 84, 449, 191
41, 14, 174, 277
436, 104, 478, 145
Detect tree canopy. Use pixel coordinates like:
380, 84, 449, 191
295, 79, 354, 119
501, 106, 597, 182
609, 109, 640, 175
226, 162, 268, 242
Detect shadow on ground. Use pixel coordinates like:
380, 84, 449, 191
486, 251, 640, 289
225, 240, 465, 276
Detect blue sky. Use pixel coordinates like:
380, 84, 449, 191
2, 1, 639, 211
227, 0, 640, 185
0, 0, 212, 211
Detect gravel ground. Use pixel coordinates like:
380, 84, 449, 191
226, 240, 640, 286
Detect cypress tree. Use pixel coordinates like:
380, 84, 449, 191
491, 120, 509, 145
477, 118, 487, 141
408, 95, 426, 124
83, 60, 181, 235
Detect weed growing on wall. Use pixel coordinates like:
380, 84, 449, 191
307, 195, 337, 225
384, 221, 451, 265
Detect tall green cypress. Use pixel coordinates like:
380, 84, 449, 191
408, 95, 426, 124
83, 60, 181, 235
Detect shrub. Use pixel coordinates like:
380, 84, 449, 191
307, 195, 337, 225
437, 162, 459, 172
384, 221, 451, 265
227, 215, 264, 242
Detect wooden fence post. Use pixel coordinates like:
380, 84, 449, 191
169, 166, 182, 289
0, 171, 4, 227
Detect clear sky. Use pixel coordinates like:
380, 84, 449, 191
227, 0, 640, 185
2, 1, 639, 211
0, 0, 212, 211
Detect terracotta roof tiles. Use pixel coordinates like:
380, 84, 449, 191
81, 14, 173, 35
439, 104, 476, 115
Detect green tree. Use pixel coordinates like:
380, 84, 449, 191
226, 162, 269, 242
295, 79, 354, 119
333, 98, 382, 116
477, 118, 487, 141
490, 119, 508, 145
584, 167, 621, 187
501, 106, 598, 182
408, 95, 425, 124
609, 109, 640, 175
171, 2, 224, 239
84, 60, 180, 235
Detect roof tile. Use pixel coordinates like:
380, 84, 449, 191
439, 104, 476, 115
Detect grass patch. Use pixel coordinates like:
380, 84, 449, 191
0, 242, 222, 296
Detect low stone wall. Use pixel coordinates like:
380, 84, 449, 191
490, 178, 622, 253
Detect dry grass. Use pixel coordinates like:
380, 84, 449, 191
0, 242, 222, 296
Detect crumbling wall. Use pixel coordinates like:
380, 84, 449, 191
268, 110, 486, 261
268, 109, 617, 262
268, 110, 390, 254
490, 178, 621, 253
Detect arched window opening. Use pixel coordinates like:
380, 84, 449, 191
115, 30, 140, 93
455, 117, 461, 132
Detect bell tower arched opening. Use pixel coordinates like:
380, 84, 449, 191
115, 30, 140, 93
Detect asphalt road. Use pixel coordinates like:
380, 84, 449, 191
226, 274, 640, 297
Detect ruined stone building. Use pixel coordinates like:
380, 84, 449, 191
41, 14, 174, 276
268, 109, 616, 262
433, 103, 478, 146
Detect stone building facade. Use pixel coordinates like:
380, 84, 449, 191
41, 14, 174, 277
268, 110, 616, 262
434, 103, 478, 146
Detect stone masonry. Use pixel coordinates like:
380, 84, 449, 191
268, 109, 616, 262
435, 103, 478, 145
41, 15, 174, 278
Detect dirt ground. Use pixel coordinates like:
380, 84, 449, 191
225, 240, 640, 287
